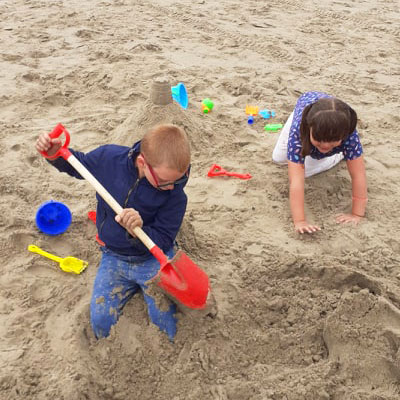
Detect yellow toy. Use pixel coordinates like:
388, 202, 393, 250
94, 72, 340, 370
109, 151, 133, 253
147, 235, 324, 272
245, 105, 259, 124
245, 105, 259, 115
28, 245, 88, 274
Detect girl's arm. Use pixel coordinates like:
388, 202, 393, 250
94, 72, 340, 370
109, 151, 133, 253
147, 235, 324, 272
336, 156, 367, 223
288, 161, 321, 233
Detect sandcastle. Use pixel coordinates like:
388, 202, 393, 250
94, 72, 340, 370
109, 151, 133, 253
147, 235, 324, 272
112, 77, 212, 152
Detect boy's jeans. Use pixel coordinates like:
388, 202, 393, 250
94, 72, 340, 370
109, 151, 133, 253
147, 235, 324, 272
90, 247, 177, 340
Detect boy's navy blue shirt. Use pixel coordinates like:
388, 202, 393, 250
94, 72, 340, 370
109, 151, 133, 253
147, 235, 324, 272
49, 141, 188, 257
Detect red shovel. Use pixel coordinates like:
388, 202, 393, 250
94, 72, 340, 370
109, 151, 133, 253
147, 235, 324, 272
40, 123, 210, 310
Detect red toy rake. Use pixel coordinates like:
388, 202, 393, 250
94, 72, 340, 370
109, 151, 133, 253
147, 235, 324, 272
207, 164, 252, 180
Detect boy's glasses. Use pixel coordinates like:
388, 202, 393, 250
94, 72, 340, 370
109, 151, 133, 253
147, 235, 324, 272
141, 153, 188, 189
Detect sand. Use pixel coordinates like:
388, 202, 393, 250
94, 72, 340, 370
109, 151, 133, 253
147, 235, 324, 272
1, 0, 400, 399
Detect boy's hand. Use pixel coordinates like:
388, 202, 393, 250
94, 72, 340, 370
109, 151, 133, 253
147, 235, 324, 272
294, 220, 321, 234
336, 213, 363, 225
115, 208, 143, 237
36, 132, 62, 157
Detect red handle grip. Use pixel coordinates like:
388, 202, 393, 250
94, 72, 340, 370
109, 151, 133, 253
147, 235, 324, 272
150, 245, 168, 266
40, 123, 72, 160
207, 164, 227, 177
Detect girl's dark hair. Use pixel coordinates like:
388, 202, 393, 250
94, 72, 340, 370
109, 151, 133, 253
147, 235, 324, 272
299, 97, 357, 157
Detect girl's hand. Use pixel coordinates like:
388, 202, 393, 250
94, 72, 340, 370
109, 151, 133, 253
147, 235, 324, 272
35, 132, 62, 157
294, 220, 321, 234
115, 208, 143, 237
336, 213, 363, 225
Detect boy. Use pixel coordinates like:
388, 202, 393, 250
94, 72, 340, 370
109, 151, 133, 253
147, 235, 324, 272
35, 124, 191, 340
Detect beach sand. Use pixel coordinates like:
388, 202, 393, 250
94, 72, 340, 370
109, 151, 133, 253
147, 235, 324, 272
1, 0, 400, 399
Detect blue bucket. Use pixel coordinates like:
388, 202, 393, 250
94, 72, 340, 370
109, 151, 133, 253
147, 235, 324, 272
171, 82, 188, 109
35, 200, 72, 235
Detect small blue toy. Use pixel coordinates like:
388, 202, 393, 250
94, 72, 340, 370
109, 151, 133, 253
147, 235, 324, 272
247, 115, 255, 124
171, 82, 188, 109
35, 200, 72, 235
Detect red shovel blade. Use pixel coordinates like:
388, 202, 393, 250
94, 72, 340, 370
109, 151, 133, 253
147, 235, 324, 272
151, 250, 210, 310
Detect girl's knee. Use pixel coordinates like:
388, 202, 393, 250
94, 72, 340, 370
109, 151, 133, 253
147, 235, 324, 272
272, 148, 288, 164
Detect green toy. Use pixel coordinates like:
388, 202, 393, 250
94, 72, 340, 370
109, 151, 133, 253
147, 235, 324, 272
264, 123, 283, 131
201, 98, 214, 113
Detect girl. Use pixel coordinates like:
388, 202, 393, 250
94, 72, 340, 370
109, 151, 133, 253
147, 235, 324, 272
272, 91, 367, 234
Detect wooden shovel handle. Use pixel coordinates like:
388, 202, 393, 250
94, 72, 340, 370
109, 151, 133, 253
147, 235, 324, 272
67, 154, 157, 251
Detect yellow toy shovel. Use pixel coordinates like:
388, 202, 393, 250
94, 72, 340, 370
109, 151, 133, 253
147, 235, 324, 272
28, 245, 88, 274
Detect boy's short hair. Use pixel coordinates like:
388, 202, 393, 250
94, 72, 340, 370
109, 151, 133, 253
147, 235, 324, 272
141, 124, 190, 173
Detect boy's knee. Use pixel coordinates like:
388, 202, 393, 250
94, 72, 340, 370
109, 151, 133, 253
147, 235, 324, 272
160, 314, 177, 341
90, 303, 117, 339
162, 309, 177, 341
146, 298, 177, 340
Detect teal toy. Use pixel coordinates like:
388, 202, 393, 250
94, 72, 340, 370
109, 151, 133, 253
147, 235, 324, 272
259, 109, 276, 119
171, 82, 188, 109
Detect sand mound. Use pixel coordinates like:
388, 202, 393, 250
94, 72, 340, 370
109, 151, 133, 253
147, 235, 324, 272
1, 0, 399, 399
